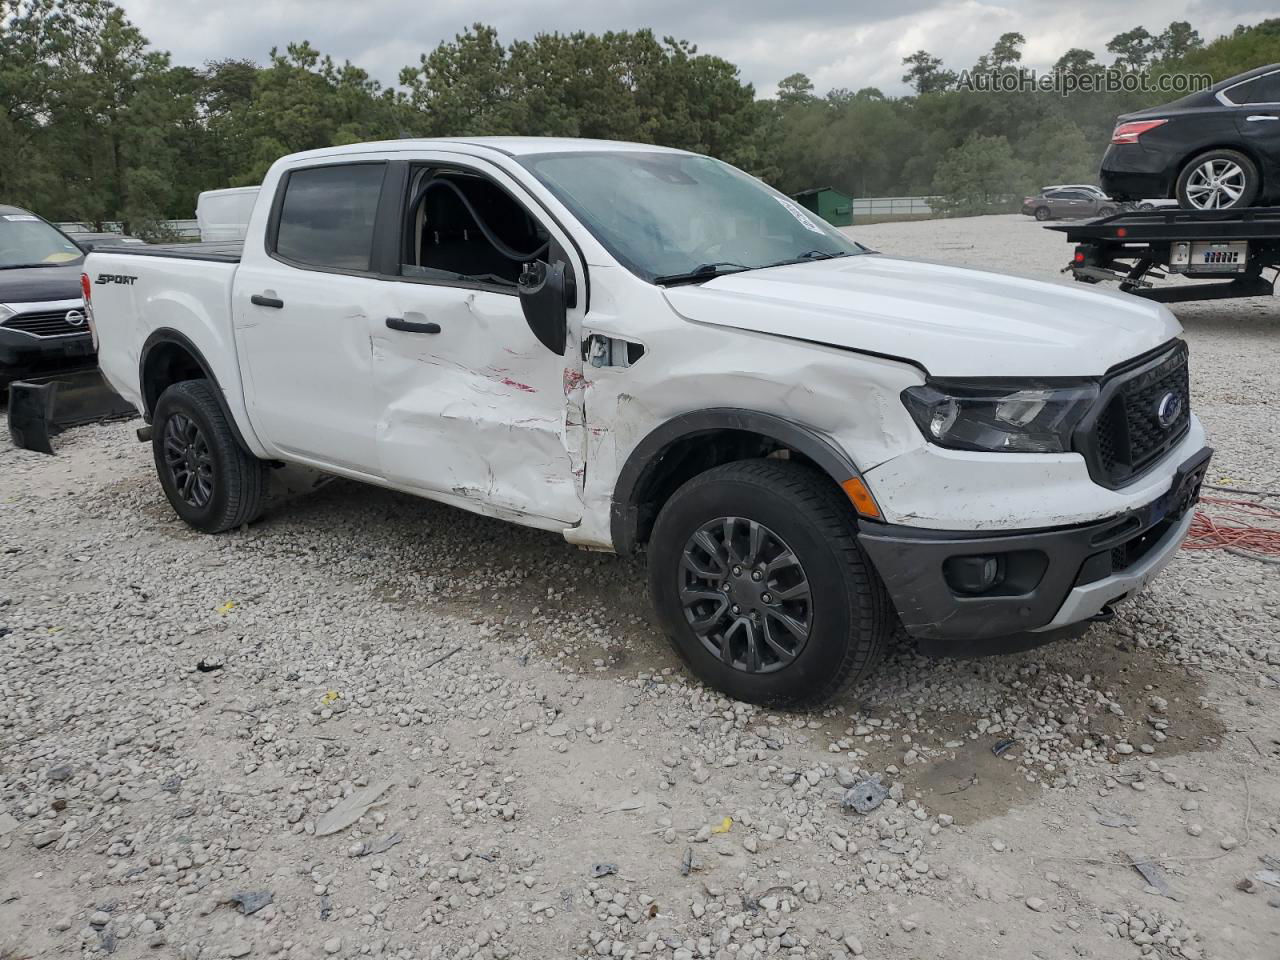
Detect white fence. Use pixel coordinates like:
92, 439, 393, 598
851, 196, 938, 217
159, 219, 201, 239
57, 219, 201, 239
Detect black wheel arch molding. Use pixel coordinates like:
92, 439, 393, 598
137, 328, 254, 453
610, 407, 870, 554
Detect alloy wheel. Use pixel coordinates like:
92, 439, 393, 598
678, 517, 812, 674
1185, 159, 1246, 209
162, 413, 214, 508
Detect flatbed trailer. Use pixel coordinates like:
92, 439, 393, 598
1049, 207, 1280, 303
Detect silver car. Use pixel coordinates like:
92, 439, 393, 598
1022, 187, 1119, 221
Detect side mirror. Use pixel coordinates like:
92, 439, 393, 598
518, 260, 568, 355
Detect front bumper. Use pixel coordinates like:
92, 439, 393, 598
0, 326, 95, 382
858, 447, 1211, 652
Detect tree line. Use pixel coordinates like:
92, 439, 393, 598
2, 0, 1278, 233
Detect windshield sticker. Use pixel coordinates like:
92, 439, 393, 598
773, 197, 826, 235
2, 214, 40, 221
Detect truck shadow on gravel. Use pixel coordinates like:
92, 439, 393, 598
247, 477, 676, 673
150, 475, 1226, 825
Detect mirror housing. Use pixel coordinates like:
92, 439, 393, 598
518, 260, 568, 355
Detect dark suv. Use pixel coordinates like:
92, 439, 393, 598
1100, 63, 1280, 210
0, 205, 94, 390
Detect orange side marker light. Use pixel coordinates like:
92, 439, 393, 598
841, 476, 882, 520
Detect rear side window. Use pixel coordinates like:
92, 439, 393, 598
274, 163, 385, 271
1226, 72, 1280, 105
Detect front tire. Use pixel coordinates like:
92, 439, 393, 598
1034, 207, 1051, 221
152, 379, 267, 533
647, 460, 891, 706
1176, 149, 1260, 210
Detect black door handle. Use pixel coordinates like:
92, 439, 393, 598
386, 317, 441, 334
250, 294, 284, 309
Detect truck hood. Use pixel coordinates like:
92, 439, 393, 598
662, 254, 1181, 378
0, 262, 84, 304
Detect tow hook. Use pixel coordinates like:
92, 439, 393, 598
1089, 604, 1117, 624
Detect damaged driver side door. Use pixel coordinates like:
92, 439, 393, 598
371, 157, 586, 526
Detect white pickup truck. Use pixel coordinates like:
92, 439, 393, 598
85, 137, 1212, 704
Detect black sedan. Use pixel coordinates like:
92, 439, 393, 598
0, 206, 94, 390
1100, 63, 1280, 210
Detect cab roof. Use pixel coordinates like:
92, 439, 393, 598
280, 136, 692, 165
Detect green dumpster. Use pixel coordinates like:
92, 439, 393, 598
792, 186, 853, 227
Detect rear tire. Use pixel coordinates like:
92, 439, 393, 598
1034, 207, 1051, 221
152, 379, 267, 533
647, 460, 891, 706
1176, 149, 1260, 210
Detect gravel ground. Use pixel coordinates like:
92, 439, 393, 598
2, 214, 1278, 960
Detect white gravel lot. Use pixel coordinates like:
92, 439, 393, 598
2, 214, 1278, 960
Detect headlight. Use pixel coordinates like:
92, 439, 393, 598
902, 380, 1099, 454
0, 304, 13, 322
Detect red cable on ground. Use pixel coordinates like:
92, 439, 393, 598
1183, 495, 1280, 561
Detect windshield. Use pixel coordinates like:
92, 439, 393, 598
518, 151, 864, 283
0, 213, 83, 268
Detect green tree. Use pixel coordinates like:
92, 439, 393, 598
401, 26, 763, 173
776, 72, 815, 106
1017, 120, 1099, 189
901, 50, 956, 95
990, 32, 1027, 68
3, 0, 190, 229
1107, 27, 1156, 70
1153, 21, 1203, 62
400, 24, 509, 137
3, 7, 1279, 229
1054, 48, 1099, 75
0, 0, 65, 210
233, 41, 408, 184
932, 133, 1028, 216
1170, 18, 1280, 82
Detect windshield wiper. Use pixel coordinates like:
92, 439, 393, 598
763, 250, 854, 269
653, 262, 752, 286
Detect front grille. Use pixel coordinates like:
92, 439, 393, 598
1, 309, 89, 338
1080, 343, 1190, 488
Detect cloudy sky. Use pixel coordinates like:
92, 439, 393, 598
119, 0, 1277, 96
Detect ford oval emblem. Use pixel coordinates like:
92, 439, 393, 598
1155, 391, 1183, 429
64, 309, 86, 327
